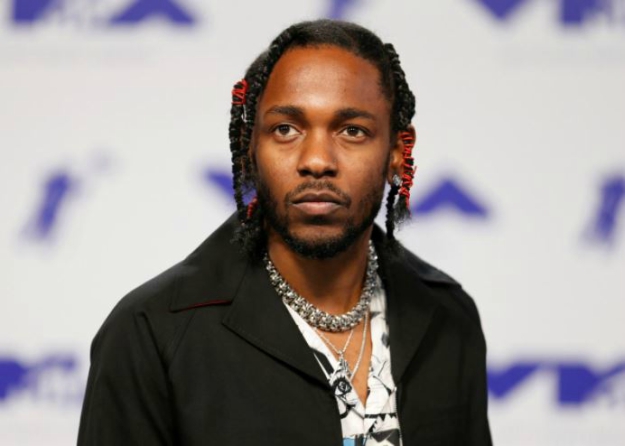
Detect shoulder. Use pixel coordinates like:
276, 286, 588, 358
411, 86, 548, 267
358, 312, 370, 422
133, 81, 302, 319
91, 261, 192, 367
106, 262, 181, 321
400, 247, 483, 329
91, 214, 245, 364
375, 237, 485, 348
373, 224, 484, 333
393, 247, 488, 367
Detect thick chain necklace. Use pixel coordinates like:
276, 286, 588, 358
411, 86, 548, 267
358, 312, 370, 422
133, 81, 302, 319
263, 241, 378, 333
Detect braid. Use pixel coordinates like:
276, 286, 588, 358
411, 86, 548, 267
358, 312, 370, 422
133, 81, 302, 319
228, 81, 248, 225
383, 43, 416, 241
227, 20, 417, 258
385, 184, 399, 245
384, 43, 415, 132
229, 29, 299, 259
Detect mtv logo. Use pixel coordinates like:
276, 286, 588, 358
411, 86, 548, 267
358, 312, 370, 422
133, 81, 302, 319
109, 0, 195, 25
488, 359, 625, 406
585, 173, 624, 247
23, 169, 77, 242
22, 156, 111, 244
560, 0, 619, 25
326, 0, 361, 20
11, 0, 196, 26
413, 178, 490, 219
558, 362, 625, 404
202, 168, 254, 204
472, 0, 530, 20
0, 355, 83, 404
472, 0, 620, 25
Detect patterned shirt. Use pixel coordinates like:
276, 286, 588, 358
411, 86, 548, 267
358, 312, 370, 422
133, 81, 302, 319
285, 277, 402, 446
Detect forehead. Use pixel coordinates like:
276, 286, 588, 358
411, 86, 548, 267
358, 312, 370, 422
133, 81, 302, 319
258, 46, 390, 116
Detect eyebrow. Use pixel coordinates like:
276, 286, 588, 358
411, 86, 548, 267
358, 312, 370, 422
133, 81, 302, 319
265, 105, 376, 122
335, 107, 376, 122
265, 105, 305, 118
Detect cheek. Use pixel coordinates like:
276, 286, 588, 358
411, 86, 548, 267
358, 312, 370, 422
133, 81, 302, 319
255, 140, 293, 173
254, 152, 294, 195
344, 151, 390, 184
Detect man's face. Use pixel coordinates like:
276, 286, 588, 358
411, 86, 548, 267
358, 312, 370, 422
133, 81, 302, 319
252, 45, 401, 259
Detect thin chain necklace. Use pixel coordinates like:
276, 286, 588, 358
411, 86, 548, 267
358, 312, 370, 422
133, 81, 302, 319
264, 241, 378, 333
316, 310, 369, 381
317, 326, 355, 376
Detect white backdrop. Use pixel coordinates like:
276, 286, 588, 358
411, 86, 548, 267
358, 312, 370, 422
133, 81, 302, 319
1, 0, 624, 445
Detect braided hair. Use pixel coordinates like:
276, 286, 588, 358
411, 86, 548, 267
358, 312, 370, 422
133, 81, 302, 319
228, 20, 416, 258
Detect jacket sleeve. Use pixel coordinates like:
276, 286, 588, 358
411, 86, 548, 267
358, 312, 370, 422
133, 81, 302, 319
468, 327, 492, 445
77, 303, 175, 446
463, 291, 493, 446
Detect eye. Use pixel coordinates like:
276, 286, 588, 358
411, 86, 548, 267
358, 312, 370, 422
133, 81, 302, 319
341, 126, 367, 138
273, 124, 298, 137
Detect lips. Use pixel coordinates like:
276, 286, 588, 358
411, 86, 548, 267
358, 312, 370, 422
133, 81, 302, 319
291, 192, 345, 205
290, 191, 347, 216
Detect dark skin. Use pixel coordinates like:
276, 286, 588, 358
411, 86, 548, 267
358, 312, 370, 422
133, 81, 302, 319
251, 45, 415, 405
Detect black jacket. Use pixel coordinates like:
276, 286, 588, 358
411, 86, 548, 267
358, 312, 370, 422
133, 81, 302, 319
78, 215, 492, 445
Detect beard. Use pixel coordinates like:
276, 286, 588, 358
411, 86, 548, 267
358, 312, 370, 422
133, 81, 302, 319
257, 178, 384, 260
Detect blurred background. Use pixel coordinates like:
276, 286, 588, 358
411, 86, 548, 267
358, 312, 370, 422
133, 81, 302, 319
0, 0, 624, 444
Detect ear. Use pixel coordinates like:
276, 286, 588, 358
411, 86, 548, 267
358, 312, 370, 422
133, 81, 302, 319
387, 125, 416, 184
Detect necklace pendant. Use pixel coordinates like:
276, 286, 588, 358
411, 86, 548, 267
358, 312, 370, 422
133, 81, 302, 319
338, 356, 351, 378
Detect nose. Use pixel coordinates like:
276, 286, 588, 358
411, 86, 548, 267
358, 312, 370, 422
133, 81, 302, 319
296, 131, 338, 178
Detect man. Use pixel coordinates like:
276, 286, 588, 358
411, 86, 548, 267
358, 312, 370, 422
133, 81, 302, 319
78, 20, 492, 446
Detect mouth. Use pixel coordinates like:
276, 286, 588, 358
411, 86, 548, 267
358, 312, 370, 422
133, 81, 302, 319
290, 192, 346, 216
291, 192, 344, 205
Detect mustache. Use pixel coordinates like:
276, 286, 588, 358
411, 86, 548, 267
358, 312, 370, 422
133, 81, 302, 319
285, 181, 352, 207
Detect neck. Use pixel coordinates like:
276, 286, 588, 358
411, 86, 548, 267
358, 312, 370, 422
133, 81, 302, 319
266, 228, 373, 315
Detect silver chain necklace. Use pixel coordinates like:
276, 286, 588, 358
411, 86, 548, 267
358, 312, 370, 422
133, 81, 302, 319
263, 240, 378, 333
316, 310, 369, 381
317, 326, 355, 375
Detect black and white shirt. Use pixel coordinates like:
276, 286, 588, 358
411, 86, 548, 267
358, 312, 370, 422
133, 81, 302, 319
285, 278, 402, 446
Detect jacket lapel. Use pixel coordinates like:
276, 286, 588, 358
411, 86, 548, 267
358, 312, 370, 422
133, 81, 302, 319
376, 240, 441, 386
222, 259, 330, 388
169, 214, 328, 387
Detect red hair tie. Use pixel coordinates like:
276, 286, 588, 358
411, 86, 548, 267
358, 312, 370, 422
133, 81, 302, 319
398, 131, 416, 207
246, 196, 258, 220
232, 79, 248, 106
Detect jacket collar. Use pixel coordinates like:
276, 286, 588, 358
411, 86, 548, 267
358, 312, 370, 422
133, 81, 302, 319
222, 257, 330, 386
169, 214, 456, 386
374, 232, 441, 385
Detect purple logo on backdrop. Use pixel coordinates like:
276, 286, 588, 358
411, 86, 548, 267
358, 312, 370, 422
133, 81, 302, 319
473, 0, 622, 26
489, 360, 625, 406
202, 168, 490, 220
202, 168, 253, 203
23, 155, 110, 243
203, 169, 232, 199
475, 0, 529, 20
24, 169, 77, 241
586, 173, 624, 247
326, 0, 361, 19
0, 355, 83, 404
11, 0, 197, 26
412, 177, 490, 218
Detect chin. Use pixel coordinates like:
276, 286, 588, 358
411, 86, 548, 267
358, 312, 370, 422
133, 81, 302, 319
290, 224, 344, 241
281, 226, 363, 260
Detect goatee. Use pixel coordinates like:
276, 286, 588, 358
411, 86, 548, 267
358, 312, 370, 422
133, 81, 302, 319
257, 179, 384, 260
